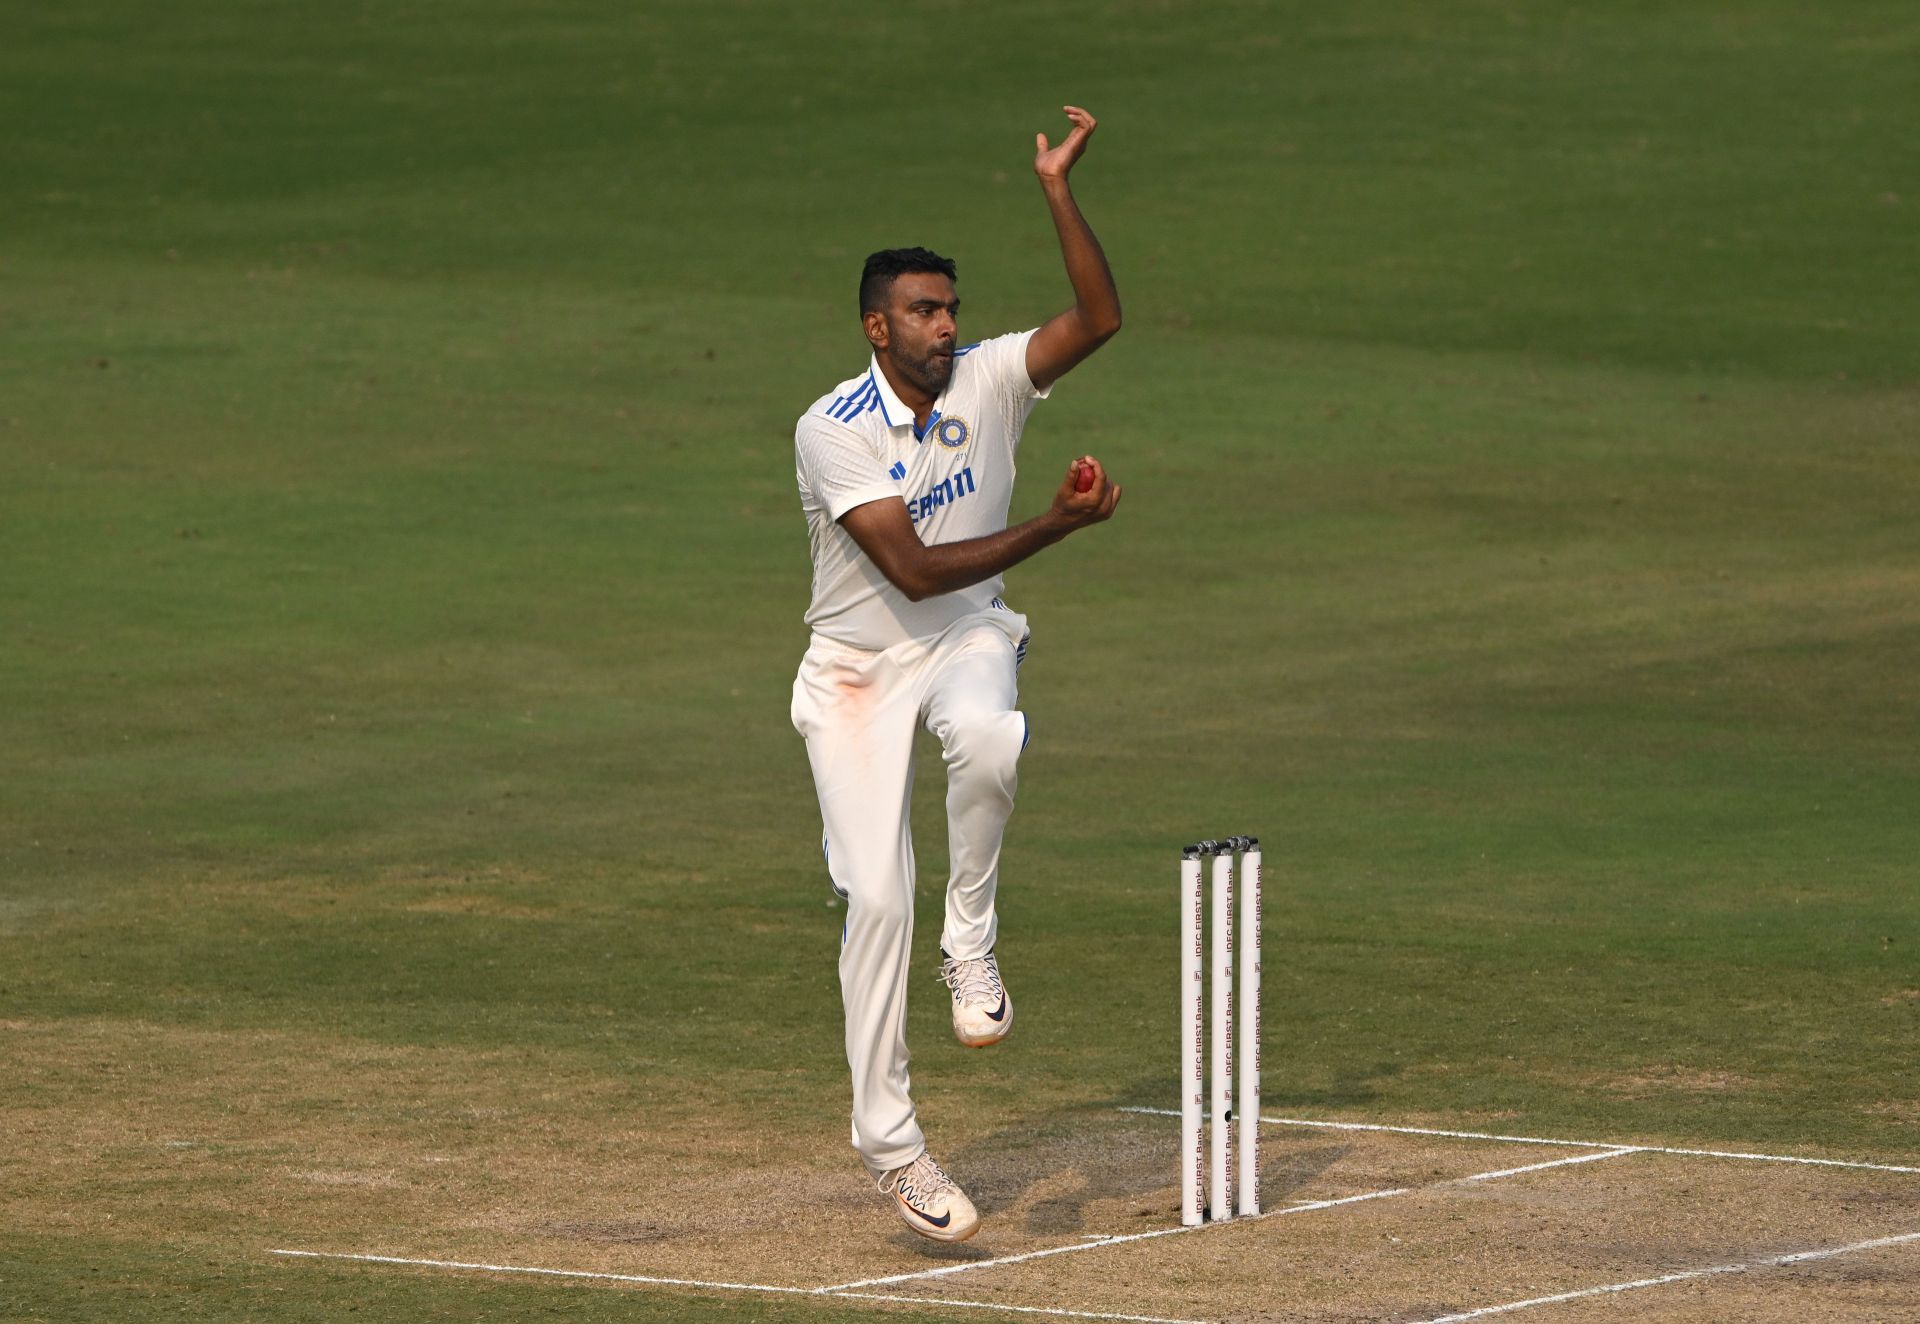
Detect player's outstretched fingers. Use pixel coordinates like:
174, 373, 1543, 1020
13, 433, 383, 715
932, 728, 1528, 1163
1036, 106, 1098, 177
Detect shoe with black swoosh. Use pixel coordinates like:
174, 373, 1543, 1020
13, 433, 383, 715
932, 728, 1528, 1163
939, 950, 1013, 1048
878, 1151, 979, 1242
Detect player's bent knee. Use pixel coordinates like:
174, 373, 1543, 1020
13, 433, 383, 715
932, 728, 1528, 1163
947, 710, 1026, 788
841, 875, 914, 932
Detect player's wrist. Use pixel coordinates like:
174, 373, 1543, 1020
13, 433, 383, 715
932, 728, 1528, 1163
1037, 505, 1080, 539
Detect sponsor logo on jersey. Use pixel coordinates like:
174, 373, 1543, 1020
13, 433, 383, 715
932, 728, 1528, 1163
888, 461, 907, 480
907, 466, 977, 526
934, 415, 970, 450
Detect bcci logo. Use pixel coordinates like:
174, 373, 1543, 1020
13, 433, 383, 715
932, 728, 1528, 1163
934, 415, 970, 450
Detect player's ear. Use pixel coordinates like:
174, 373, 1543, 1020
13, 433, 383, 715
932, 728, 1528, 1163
863, 309, 888, 351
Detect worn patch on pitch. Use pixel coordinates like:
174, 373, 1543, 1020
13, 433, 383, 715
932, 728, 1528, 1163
843, 1129, 1920, 1323
12, 1020, 1918, 1321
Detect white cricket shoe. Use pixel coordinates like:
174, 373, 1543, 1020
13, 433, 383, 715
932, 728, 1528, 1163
939, 950, 1013, 1048
878, 1151, 980, 1243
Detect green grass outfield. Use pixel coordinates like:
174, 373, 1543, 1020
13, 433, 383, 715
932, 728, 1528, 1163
3, 2, 1916, 1319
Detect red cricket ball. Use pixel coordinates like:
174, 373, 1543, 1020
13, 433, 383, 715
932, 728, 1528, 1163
1075, 462, 1095, 493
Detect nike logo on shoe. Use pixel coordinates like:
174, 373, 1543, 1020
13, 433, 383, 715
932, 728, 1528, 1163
900, 1199, 951, 1229
985, 996, 1007, 1022
881, 1151, 979, 1242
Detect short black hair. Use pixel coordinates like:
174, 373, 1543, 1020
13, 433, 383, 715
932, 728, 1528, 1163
859, 247, 957, 316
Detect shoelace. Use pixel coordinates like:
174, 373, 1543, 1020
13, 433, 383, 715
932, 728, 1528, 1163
879, 1153, 955, 1201
937, 954, 1003, 1007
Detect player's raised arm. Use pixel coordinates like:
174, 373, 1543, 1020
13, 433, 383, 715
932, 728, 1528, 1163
1025, 105, 1122, 393
840, 457, 1121, 602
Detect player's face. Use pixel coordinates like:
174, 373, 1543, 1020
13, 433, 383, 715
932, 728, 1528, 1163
876, 273, 960, 397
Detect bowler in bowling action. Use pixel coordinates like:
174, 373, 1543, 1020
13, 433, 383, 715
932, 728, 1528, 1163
790, 106, 1124, 1241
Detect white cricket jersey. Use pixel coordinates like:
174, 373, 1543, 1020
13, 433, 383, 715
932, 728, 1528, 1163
794, 328, 1051, 649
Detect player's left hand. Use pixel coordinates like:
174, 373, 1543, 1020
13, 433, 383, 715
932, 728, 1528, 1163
1034, 106, 1097, 182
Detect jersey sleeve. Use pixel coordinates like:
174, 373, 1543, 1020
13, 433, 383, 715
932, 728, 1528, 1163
794, 413, 900, 521
956, 328, 1053, 405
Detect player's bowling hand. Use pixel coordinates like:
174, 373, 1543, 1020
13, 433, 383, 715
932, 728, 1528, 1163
1052, 455, 1122, 526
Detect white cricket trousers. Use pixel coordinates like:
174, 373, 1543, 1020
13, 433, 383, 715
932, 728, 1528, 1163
791, 606, 1029, 1178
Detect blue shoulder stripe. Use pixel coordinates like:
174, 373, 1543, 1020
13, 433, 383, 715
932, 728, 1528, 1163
825, 374, 870, 418
952, 341, 982, 357
827, 384, 863, 419
827, 377, 878, 420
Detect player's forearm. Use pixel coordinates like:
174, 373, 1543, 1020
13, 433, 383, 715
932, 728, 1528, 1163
891, 510, 1076, 602
1041, 177, 1122, 339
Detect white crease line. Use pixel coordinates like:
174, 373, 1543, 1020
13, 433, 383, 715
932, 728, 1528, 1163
818, 1145, 1645, 1295
830, 1289, 1209, 1324
269, 1247, 1208, 1324
270, 1249, 810, 1294
1457, 1148, 1640, 1182
811, 1189, 1408, 1292
1404, 1229, 1920, 1323
1116, 1109, 1920, 1174
1645, 1143, 1920, 1174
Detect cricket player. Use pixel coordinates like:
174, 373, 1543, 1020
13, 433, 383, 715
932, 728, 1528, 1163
790, 106, 1123, 1242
